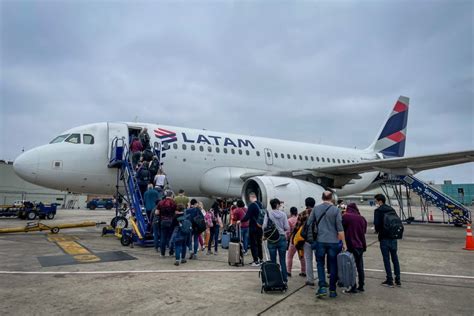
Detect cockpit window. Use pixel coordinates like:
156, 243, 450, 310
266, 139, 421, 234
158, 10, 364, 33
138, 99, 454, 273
83, 134, 94, 144
50, 134, 70, 144
65, 133, 81, 144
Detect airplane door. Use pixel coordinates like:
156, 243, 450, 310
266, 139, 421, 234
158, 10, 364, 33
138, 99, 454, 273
107, 122, 129, 159
264, 148, 273, 165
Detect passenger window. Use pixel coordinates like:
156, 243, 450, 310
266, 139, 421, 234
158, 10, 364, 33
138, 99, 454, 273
246, 150, 250, 156
231, 149, 235, 154
83, 134, 94, 144
208, 146, 212, 152
317, 157, 320, 162
337, 159, 341, 163
50, 134, 69, 144
182, 144, 187, 150
299, 155, 303, 160
305, 156, 308, 161
322, 157, 326, 162
224, 148, 228, 154
199, 146, 204, 152
216, 147, 220, 153
191, 145, 196, 151
332, 158, 336, 163
238, 149, 243, 155
310, 156, 314, 161
342, 159, 345, 163
173, 143, 178, 150
256, 151, 260, 156
281, 153, 284, 159
267, 151, 271, 157
65, 134, 81, 144
274, 153, 278, 158
293, 154, 297, 160
287, 154, 291, 159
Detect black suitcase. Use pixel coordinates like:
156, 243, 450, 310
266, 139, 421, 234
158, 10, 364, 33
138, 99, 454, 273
259, 262, 287, 293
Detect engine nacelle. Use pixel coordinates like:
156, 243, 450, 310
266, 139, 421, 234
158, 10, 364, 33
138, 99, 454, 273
242, 176, 326, 211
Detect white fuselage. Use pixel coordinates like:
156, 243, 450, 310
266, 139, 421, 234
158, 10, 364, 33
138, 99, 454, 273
13, 122, 381, 198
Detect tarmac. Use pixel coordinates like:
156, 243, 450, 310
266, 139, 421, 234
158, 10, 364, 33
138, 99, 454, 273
0, 206, 473, 315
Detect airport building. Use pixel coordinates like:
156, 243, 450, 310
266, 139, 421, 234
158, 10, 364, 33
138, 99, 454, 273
437, 180, 474, 206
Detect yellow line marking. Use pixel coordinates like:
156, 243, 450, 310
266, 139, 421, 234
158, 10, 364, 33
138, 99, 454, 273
47, 234, 101, 263
56, 241, 91, 255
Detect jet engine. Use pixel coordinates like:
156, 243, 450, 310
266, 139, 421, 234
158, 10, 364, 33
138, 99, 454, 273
241, 176, 326, 211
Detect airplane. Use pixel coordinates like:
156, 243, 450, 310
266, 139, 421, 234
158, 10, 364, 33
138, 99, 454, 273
13, 96, 474, 210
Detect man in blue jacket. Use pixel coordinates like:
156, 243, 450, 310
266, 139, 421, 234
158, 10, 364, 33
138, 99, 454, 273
186, 199, 202, 260
144, 184, 160, 220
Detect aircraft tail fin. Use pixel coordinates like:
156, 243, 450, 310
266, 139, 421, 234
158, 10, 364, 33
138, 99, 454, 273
367, 96, 409, 157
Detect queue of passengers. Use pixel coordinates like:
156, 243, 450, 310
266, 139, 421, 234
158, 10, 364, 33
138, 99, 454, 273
143, 182, 401, 297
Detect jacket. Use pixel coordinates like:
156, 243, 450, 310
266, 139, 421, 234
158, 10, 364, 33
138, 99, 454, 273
143, 189, 159, 211
231, 207, 249, 228
130, 139, 143, 153
342, 208, 367, 250
263, 209, 289, 237
374, 203, 397, 241
241, 201, 262, 231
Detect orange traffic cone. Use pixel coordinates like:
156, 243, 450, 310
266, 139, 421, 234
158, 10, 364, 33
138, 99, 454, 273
463, 224, 474, 251
428, 210, 434, 222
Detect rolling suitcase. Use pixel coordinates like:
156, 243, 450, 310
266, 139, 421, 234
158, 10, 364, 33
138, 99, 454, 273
259, 262, 287, 293
337, 251, 357, 289
221, 231, 230, 249
228, 224, 244, 266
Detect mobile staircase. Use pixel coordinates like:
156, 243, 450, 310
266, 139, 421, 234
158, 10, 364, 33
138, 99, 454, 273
380, 175, 471, 226
107, 137, 157, 247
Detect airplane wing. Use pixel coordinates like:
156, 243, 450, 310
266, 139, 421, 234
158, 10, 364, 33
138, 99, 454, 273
240, 150, 474, 186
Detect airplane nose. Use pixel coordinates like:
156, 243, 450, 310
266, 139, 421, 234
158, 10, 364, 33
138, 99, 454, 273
13, 149, 40, 184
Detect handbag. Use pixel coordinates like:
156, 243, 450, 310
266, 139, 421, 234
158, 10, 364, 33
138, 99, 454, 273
303, 205, 331, 244
263, 210, 280, 243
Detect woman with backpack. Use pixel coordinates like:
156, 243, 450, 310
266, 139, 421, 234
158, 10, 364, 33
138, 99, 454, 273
205, 202, 222, 255
171, 205, 191, 266
263, 198, 290, 284
286, 207, 306, 278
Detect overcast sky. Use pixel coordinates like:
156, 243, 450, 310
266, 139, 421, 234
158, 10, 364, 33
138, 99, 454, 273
1, 0, 473, 183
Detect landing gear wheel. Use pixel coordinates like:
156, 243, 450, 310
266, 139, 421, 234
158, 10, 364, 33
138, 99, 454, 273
121, 234, 132, 247
27, 211, 37, 220
51, 227, 60, 234
89, 205, 96, 210
47, 213, 55, 220
114, 216, 128, 229
110, 217, 118, 228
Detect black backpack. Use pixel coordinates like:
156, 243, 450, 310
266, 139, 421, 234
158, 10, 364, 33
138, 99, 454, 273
383, 211, 404, 239
192, 213, 207, 234
263, 210, 280, 243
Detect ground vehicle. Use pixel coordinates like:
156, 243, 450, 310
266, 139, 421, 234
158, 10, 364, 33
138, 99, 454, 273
1, 202, 57, 220
87, 198, 115, 210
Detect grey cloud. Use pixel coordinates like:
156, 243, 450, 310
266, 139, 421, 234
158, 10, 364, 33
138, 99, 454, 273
1, 0, 472, 182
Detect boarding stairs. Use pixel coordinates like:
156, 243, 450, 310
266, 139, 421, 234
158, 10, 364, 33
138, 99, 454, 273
381, 174, 471, 225
107, 137, 160, 246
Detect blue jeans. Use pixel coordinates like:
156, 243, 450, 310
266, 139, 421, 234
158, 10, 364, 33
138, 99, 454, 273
241, 227, 249, 252
208, 226, 220, 252
153, 222, 160, 250
174, 239, 187, 261
380, 239, 401, 282
160, 221, 173, 256
267, 235, 288, 283
315, 242, 340, 291
188, 232, 200, 255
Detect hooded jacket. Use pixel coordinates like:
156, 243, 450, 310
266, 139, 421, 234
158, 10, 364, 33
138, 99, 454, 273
342, 203, 367, 250
373, 203, 396, 241
263, 209, 290, 237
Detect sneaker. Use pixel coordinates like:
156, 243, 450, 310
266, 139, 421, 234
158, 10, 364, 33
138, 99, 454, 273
381, 280, 394, 288
189, 253, 194, 260
329, 291, 337, 298
181, 259, 187, 264
357, 286, 365, 292
299, 273, 306, 277
201, 247, 206, 252
243, 251, 248, 256
206, 251, 212, 255
214, 251, 218, 256
174, 261, 180, 266
169, 251, 174, 256
305, 281, 315, 286
287, 272, 292, 278
317, 287, 327, 298
343, 288, 358, 294
251, 261, 261, 267
395, 279, 402, 287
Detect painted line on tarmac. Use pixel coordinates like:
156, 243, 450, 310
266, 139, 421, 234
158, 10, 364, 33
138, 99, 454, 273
0, 269, 473, 280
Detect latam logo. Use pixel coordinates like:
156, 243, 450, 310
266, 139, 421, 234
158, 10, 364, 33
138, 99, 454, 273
153, 128, 255, 150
